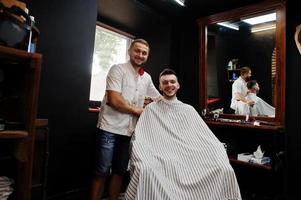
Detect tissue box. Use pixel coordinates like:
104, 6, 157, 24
237, 153, 253, 162
249, 157, 271, 165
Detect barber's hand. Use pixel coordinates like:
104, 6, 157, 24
246, 100, 255, 106
143, 97, 153, 108
132, 106, 144, 117
153, 95, 163, 102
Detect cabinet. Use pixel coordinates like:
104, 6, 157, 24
0, 45, 41, 200
205, 120, 285, 199
32, 119, 49, 200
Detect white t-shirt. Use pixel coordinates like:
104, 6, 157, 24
230, 77, 248, 112
97, 62, 160, 136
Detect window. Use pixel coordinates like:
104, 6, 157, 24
89, 23, 133, 103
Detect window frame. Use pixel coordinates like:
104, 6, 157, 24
89, 22, 135, 110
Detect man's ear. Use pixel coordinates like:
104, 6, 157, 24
176, 83, 180, 90
159, 84, 163, 91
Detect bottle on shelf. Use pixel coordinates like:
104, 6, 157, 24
232, 72, 237, 80
27, 15, 36, 53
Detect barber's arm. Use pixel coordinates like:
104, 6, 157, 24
146, 77, 162, 102
235, 92, 254, 106
107, 90, 143, 117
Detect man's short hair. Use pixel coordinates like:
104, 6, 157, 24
247, 80, 258, 89
240, 66, 251, 76
130, 38, 149, 49
159, 68, 177, 78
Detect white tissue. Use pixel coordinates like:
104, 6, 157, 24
253, 145, 264, 159
237, 153, 253, 162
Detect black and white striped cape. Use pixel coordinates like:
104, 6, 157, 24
125, 98, 241, 200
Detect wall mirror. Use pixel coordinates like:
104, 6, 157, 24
198, 0, 286, 127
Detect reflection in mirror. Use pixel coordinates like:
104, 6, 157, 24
198, 0, 286, 126
207, 10, 276, 117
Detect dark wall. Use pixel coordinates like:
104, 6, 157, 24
239, 29, 275, 104
286, 0, 301, 199
170, 19, 200, 107
26, 0, 98, 198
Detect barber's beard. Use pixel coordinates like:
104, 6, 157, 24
245, 76, 251, 81
130, 59, 145, 68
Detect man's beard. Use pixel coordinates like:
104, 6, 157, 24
163, 89, 177, 99
245, 76, 251, 81
130, 59, 145, 67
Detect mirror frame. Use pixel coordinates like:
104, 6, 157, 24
197, 0, 286, 127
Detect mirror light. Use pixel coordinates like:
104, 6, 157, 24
217, 22, 239, 30
174, 0, 185, 6
251, 24, 276, 33
242, 12, 276, 25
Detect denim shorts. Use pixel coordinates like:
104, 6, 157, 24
95, 129, 131, 176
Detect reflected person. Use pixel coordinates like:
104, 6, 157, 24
246, 80, 275, 117
230, 66, 254, 115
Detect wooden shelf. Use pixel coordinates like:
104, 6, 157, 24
0, 45, 41, 60
0, 44, 42, 200
0, 130, 28, 139
35, 119, 48, 127
88, 107, 100, 113
229, 156, 272, 171
205, 119, 284, 132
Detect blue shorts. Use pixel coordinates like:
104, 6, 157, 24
95, 129, 131, 176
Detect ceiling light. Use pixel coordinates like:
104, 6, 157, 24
174, 0, 185, 7
251, 24, 276, 33
217, 22, 239, 30
242, 12, 276, 25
